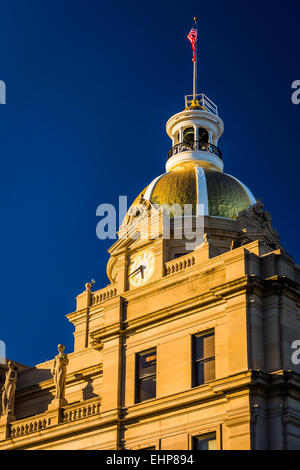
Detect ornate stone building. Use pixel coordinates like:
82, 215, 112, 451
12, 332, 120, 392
1, 93, 300, 450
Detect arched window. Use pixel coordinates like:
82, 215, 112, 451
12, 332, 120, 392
183, 127, 194, 146
198, 127, 209, 143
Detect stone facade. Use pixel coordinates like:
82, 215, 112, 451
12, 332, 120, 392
1, 94, 300, 450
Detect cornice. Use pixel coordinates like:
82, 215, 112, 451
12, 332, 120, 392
66, 308, 89, 323
4, 370, 300, 449
250, 369, 300, 392
245, 275, 300, 303
123, 370, 252, 424
90, 323, 123, 342
90, 272, 300, 344
90, 277, 252, 342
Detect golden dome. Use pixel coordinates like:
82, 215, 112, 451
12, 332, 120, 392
127, 166, 256, 221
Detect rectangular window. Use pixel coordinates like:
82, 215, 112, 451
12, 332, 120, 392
136, 348, 156, 403
192, 433, 217, 450
192, 331, 215, 387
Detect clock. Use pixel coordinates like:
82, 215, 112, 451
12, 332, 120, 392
128, 250, 155, 287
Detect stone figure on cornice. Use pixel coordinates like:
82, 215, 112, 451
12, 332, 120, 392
1, 361, 17, 417
51, 344, 69, 400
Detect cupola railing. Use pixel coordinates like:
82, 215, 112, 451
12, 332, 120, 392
167, 141, 222, 160
185, 94, 218, 115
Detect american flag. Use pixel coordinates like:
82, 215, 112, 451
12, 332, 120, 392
187, 26, 198, 63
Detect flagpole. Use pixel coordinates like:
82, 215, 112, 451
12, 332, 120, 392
193, 17, 197, 101
193, 59, 196, 101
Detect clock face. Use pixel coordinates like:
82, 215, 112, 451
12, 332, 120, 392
128, 250, 155, 287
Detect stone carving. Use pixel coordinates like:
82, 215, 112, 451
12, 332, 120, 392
238, 202, 272, 229
1, 361, 17, 416
236, 201, 283, 251
51, 344, 69, 400
127, 194, 153, 225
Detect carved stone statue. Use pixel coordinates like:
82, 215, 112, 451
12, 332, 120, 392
51, 344, 69, 400
1, 361, 17, 416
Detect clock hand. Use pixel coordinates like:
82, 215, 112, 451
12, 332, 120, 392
129, 265, 143, 277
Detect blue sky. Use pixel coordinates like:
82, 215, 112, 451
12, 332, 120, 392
0, 0, 299, 365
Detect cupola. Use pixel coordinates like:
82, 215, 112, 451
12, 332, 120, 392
166, 94, 224, 173
123, 92, 256, 223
